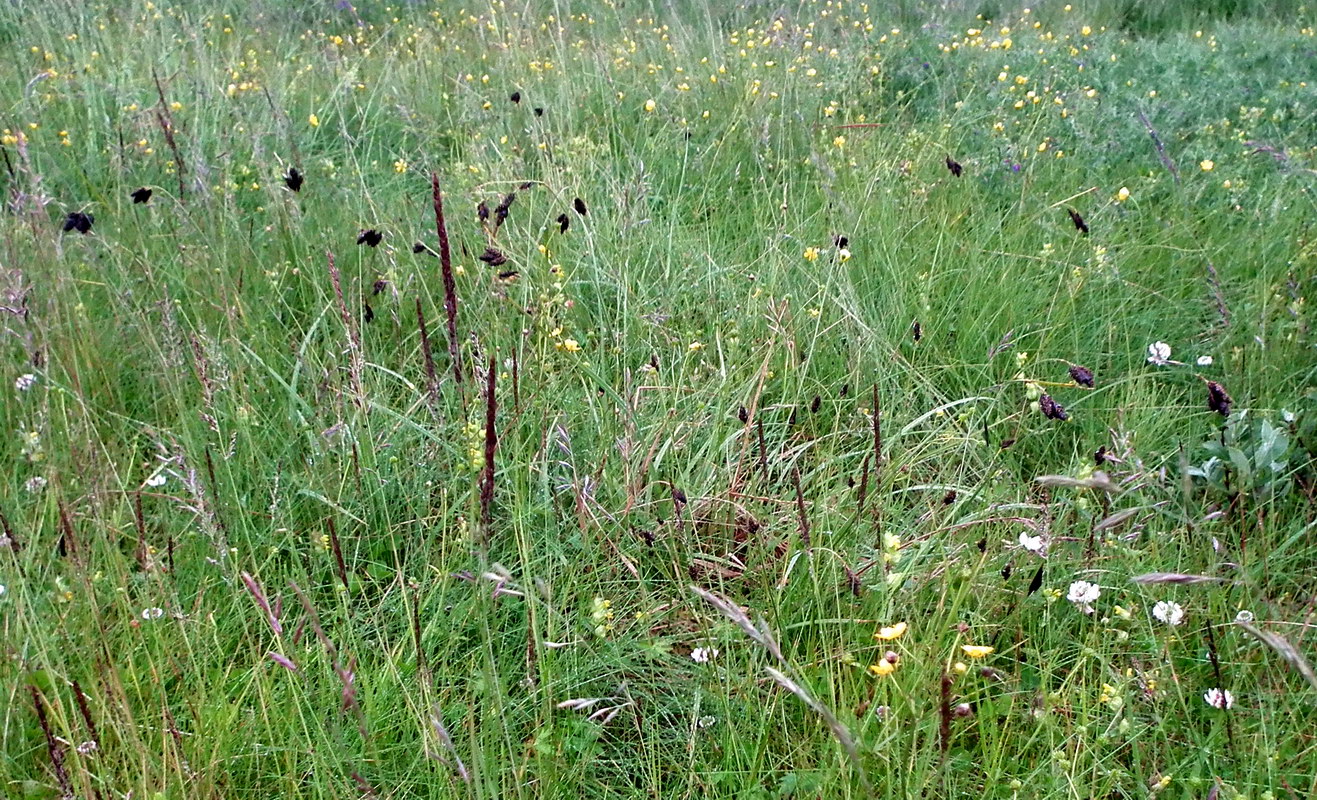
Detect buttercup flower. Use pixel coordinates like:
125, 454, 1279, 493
643, 98, 657, 113
961, 645, 994, 659
1199, 159, 1215, 171
1203, 688, 1234, 709
874, 621, 908, 641
1067, 580, 1101, 614
868, 660, 896, 677
1152, 600, 1184, 626
1115, 186, 1131, 203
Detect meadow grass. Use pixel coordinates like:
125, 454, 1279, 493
1, 1, 1315, 798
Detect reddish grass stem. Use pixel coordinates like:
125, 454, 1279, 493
479, 358, 498, 536
431, 172, 461, 385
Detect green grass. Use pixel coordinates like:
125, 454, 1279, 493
2, 1, 1316, 798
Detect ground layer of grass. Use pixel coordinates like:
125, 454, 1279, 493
2, 1, 1316, 798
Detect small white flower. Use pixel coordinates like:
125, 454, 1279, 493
1018, 532, 1046, 555
1146, 341, 1173, 366
1066, 580, 1101, 614
1196, 355, 1213, 366
15, 374, 36, 392
1203, 688, 1234, 709
144, 473, 167, 488
1281, 409, 1296, 423
697, 715, 718, 729
1152, 600, 1185, 626
76, 741, 98, 756
691, 647, 719, 663
24, 476, 47, 493
0, 584, 7, 597
141, 606, 164, 620
1234, 610, 1254, 624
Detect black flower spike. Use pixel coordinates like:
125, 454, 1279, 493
131, 187, 153, 204
1207, 381, 1232, 417
533, 107, 544, 117
945, 155, 963, 178
834, 234, 848, 249
357, 229, 382, 247
810, 394, 821, 413
363, 302, 375, 323
1067, 208, 1088, 234
412, 241, 429, 254
284, 167, 304, 192
63, 212, 94, 234
478, 247, 507, 266
477, 201, 490, 223
1027, 564, 1045, 595
497, 270, 519, 282
510, 91, 521, 104
1069, 364, 1095, 388
372, 279, 388, 296
1039, 393, 1069, 421
573, 197, 587, 215
912, 319, 922, 342
556, 213, 570, 233
738, 405, 748, 423
494, 192, 516, 227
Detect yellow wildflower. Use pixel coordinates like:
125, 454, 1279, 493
874, 622, 908, 641
868, 660, 896, 677
961, 644, 994, 658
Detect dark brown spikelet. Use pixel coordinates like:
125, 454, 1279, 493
1207, 381, 1232, 417
494, 192, 516, 227
363, 302, 374, 323
1027, 564, 1044, 595
478, 247, 507, 266
1094, 446, 1108, 465
477, 201, 490, 223
557, 213, 570, 233
1039, 393, 1069, 421
911, 319, 922, 342
1067, 208, 1089, 234
372, 279, 388, 295
738, 405, 748, 423
810, 394, 821, 413
357, 229, 382, 247
573, 197, 587, 215
63, 212, 94, 234
284, 167, 304, 192
131, 187, 153, 204
497, 270, 519, 282
834, 234, 848, 249
533, 107, 544, 117
510, 90, 521, 104
1069, 364, 1094, 387
839, 383, 849, 397
945, 155, 963, 177
413, 242, 433, 255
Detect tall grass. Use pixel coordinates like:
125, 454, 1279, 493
1, 1, 1315, 798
